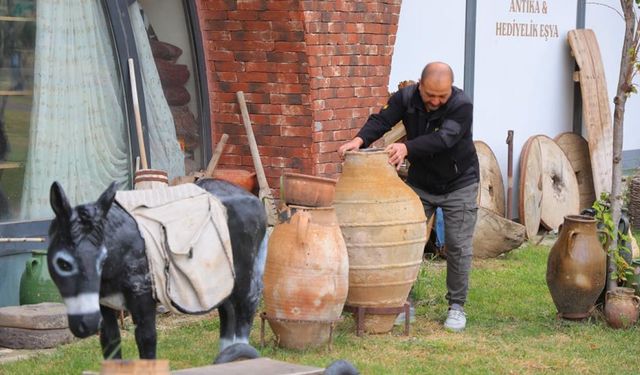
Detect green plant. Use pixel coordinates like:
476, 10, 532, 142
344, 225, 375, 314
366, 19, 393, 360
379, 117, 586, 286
409, 263, 430, 303
592, 192, 634, 284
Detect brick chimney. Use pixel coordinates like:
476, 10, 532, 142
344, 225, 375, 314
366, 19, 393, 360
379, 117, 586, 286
197, 0, 401, 189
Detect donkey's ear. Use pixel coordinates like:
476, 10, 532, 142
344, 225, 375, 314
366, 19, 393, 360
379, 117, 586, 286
96, 181, 118, 216
50, 181, 72, 220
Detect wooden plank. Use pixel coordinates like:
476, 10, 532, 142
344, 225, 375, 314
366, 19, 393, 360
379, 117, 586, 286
380, 122, 406, 147
567, 29, 613, 197
0, 162, 22, 170
0, 90, 32, 96
0, 16, 36, 22
172, 358, 324, 375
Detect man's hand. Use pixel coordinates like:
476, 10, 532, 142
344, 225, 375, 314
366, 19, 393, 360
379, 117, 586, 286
385, 143, 407, 170
338, 137, 364, 159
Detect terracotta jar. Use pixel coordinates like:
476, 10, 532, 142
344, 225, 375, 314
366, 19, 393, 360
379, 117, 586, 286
263, 206, 349, 349
333, 149, 427, 333
604, 287, 640, 329
546, 215, 607, 319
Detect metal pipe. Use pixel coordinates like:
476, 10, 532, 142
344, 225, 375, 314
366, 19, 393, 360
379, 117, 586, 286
506, 130, 514, 220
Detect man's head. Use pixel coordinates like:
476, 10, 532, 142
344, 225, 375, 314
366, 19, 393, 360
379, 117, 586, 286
418, 62, 454, 111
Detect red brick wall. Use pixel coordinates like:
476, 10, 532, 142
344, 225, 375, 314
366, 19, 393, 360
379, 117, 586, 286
196, 0, 400, 189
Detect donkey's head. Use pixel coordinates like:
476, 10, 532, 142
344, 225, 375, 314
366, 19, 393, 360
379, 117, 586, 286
47, 181, 117, 338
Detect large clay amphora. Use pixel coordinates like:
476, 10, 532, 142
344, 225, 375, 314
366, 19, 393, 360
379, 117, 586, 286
19, 250, 63, 305
334, 149, 427, 333
263, 206, 349, 349
546, 215, 606, 319
604, 287, 640, 329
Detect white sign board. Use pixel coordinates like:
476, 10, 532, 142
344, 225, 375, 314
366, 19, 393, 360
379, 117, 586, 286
469, 0, 578, 218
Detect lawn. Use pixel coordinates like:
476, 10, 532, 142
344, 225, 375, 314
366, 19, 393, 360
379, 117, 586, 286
1, 235, 640, 374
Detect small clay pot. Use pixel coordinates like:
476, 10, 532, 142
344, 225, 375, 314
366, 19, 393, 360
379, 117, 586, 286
281, 172, 337, 207
212, 168, 258, 194
604, 287, 640, 329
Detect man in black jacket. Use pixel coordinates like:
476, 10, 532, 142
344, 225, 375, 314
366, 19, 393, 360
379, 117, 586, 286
338, 62, 478, 332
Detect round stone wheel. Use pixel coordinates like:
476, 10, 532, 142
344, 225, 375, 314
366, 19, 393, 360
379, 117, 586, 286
554, 132, 597, 212
474, 141, 505, 217
519, 136, 543, 240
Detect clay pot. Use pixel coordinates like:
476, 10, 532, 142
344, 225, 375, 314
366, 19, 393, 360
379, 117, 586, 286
19, 250, 62, 305
604, 287, 640, 329
546, 215, 607, 319
281, 173, 337, 207
333, 149, 427, 333
212, 168, 258, 194
263, 206, 349, 349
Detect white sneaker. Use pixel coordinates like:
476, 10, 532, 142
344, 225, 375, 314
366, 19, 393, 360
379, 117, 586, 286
444, 308, 466, 332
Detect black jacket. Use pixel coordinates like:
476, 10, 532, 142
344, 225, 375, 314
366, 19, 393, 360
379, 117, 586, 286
356, 84, 479, 194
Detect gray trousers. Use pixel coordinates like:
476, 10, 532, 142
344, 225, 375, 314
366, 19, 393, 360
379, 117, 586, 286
409, 182, 478, 306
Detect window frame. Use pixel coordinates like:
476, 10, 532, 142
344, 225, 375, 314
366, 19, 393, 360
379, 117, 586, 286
0, 0, 211, 251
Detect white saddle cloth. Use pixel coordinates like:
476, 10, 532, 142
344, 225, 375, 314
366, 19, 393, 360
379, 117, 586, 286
115, 183, 234, 314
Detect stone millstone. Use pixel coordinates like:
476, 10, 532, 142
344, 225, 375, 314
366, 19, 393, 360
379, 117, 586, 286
475, 140, 505, 217
473, 207, 526, 258
0, 326, 74, 349
554, 132, 596, 211
0, 303, 68, 330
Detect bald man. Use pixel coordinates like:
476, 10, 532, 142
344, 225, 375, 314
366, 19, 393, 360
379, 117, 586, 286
338, 62, 479, 332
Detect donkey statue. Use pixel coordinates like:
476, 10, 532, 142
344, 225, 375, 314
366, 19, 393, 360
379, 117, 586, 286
47, 178, 267, 361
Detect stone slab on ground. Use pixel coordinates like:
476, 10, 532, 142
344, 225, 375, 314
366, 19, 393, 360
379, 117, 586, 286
0, 326, 74, 349
0, 303, 68, 330
0, 347, 55, 365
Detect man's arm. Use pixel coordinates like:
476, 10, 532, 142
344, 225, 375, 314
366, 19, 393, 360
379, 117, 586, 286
338, 89, 406, 159
355, 91, 406, 148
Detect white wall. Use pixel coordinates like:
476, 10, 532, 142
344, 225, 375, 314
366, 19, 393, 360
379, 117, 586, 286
473, 0, 578, 217
389, 0, 467, 92
585, 0, 640, 151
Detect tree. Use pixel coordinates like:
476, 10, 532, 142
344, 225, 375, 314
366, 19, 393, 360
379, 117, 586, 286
607, 0, 640, 291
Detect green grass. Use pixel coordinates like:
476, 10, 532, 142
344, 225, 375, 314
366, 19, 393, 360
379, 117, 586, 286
2, 242, 640, 374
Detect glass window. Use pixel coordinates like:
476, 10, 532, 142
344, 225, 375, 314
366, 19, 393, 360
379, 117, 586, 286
136, 0, 204, 176
0, 0, 206, 225
0, 0, 36, 221
1, 1, 131, 222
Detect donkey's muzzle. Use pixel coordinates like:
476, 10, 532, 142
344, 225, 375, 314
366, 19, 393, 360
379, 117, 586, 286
68, 312, 102, 338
